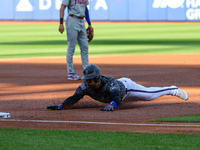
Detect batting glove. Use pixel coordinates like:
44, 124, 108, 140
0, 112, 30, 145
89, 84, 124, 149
47, 104, 63, 110
101, 101, 117, 111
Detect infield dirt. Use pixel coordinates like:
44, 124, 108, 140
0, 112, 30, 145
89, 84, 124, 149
0, 54, 200, 134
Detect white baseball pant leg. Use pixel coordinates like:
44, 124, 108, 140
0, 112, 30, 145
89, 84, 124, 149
66, 16, 77, 73
77, 20, 89, 69
117, 77, 179, 101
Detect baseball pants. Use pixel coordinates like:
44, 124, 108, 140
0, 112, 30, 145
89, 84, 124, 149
117, 77, 179, 101
66, 16, 89, 73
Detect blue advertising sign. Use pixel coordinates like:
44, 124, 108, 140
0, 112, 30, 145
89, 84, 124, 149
109, 0, 129, 21
33, 0, 53, 20
0, 0, 15, 20
148, 0, 167, 21
185, 0, 200, 20
167, 7, 187, 21
90, 0, 109, 21
129, 0, 147, 21
15, 0, 34, 20
149, 0, 200, 21
0, 0, 200, 21
52, 0, 61, 20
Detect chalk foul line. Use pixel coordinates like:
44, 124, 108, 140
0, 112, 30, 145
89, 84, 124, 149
1, 119, 200, 127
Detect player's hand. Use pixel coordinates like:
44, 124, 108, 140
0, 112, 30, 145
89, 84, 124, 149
47, 104, 63, 110
101, 105, 114, 111
101, 101, 117, 111
59, 24, 64, 34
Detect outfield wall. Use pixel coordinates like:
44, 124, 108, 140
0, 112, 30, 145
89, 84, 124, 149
0, 0, 200, 21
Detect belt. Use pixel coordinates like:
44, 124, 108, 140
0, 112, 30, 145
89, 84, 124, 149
69, 14, 84, 20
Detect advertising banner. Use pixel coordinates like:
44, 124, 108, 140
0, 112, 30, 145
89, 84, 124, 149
0, 0, 199, 21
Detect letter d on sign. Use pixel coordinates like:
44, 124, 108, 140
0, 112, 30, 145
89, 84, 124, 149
40, 0, 52, 10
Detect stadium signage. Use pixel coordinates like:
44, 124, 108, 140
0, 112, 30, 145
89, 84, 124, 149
153, 0, 200, 20
15, 0, 107, 11
1, 0, 200, 21
16, 0, 62, 11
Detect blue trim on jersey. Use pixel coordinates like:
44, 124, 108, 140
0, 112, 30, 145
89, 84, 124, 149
126, 87, 178, 94
85, 7, 91, 25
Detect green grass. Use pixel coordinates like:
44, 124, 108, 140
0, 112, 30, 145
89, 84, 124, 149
0, 128, 200, 150
151, 113, 200, 123
1, 22, 200, 149
0, 23, 200, 58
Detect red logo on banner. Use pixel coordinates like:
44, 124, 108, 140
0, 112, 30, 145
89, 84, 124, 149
75, 0, 87, 4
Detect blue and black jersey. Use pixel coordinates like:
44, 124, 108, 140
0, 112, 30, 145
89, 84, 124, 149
62, 76, 126, 107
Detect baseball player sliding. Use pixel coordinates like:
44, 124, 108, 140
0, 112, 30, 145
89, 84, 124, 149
59, 0, 93, 80
47, 64, 188, 111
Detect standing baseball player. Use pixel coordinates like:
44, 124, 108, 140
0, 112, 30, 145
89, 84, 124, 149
47, 64, 189, 111
59, 0, 94, 80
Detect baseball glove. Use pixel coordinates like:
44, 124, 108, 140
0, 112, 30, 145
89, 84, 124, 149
86, 26, 94, 42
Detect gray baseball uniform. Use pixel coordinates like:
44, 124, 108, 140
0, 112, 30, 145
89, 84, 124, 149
62, 0, 89, 73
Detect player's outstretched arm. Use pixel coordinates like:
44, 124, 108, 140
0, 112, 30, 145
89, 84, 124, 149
47, 88, 84, 110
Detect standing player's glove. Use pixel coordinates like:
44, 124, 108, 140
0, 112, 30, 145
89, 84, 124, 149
86, 26, 94, 42
101, 101, 117, 111
47, 104, 63, 110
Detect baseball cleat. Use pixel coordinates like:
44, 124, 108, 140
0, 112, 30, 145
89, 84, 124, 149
177, 89, 188, 100
68, 73, 81, 80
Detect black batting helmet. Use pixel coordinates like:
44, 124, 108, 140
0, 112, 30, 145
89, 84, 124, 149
82, 64, 101, 82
